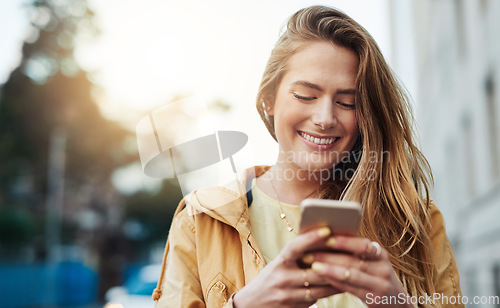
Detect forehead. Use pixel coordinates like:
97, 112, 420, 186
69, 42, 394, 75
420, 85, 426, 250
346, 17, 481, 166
283, 41, 359, 88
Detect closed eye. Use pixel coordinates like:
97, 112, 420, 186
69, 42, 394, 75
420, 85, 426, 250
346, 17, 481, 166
293, 93, 316, 101
337, 102, 355, 109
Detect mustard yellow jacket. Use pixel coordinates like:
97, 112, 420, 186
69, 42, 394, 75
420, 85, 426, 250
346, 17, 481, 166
153, 166, 463, 308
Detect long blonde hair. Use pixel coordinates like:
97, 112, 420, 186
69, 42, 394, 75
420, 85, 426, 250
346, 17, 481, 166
256, 5, 436, 303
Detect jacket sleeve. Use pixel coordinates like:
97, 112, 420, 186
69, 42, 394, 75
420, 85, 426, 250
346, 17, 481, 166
428, 203, 465, 308
155, 209, 205, 308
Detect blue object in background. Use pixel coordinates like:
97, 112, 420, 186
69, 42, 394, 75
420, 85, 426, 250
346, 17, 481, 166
123, 263, 158, 296
0, 261, 98, 308
56, 261, 98, 306
0, 263, 57, 307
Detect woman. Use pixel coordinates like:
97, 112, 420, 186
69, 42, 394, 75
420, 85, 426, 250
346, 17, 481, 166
153, 5, 463, 308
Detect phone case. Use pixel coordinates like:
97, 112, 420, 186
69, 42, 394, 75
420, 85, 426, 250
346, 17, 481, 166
299, 198, 362, 235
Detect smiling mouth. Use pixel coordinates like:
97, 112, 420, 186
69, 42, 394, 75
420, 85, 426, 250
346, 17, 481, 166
298, 131, 340, 145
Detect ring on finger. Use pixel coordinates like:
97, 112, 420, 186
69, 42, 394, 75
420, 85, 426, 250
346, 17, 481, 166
303, 270, 310, 287
303, 270, 313, 302
305, 288, 312, 302
342, 268, 351, 283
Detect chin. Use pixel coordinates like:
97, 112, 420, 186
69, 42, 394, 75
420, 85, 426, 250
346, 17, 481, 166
295, 160, 339, 173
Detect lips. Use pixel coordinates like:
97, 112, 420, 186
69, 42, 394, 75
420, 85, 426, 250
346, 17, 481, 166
298, 131, 339, 145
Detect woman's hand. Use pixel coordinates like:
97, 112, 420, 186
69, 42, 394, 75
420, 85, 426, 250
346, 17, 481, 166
233, 227, 341, 308
304, 235, 413, 308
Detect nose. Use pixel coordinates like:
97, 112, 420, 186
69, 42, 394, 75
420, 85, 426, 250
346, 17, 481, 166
312, 98, 336, 130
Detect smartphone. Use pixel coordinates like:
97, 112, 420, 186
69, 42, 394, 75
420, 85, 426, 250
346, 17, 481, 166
299, 198, 362, 235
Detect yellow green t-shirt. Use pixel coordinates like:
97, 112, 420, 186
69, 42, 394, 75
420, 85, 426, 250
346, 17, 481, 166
248, 179, 367, 308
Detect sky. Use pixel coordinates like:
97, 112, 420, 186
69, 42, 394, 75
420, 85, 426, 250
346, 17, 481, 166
75, 0, 392, 131
1, 0, 391, 116
0, 0, 29, 84
0, 0, 392, 194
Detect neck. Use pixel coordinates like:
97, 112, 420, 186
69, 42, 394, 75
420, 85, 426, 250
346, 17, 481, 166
259, 161, 327, 205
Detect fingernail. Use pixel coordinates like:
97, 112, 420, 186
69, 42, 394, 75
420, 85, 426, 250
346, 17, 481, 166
312, 262, 325, 272
302, 253, 314, 264
317, 227, 331, 238
326, 237, 336, 248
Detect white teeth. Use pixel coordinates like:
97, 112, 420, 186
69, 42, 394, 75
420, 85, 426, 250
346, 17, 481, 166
300, 131, 337, 145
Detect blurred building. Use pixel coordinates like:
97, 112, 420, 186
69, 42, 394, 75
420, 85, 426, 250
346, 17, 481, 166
390, 0, 500, 305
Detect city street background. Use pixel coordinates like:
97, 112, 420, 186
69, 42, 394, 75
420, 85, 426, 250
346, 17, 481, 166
0, 0, 499, 307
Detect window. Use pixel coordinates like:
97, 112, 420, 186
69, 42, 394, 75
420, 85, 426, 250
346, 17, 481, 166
485, 73, 499, 179
494, 263, 500, 301
480, 0, 489, 15
454, 0, 466, 57
462, 114, 476, 197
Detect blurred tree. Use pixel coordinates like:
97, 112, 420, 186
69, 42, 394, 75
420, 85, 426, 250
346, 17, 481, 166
0, 0, 135, 259
124, 179, 183, 248
0, 0, 232, 300
96, 179, 182, 298
0, 207, 36, 258
0, 0, 194, 300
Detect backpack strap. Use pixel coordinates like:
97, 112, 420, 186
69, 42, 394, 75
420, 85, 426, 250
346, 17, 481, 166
245, 175, 254, 206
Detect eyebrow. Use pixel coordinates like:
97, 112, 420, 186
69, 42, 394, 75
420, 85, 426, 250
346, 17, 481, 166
291, 80, 323, 91
291, 80, 356, 95
336, 89, 357, 95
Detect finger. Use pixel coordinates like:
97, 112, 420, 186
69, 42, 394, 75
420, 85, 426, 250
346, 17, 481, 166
311, 263, 372, 300
281, 285, 341, 305
280, 268, 331, 288
280, 227, 331, 264
311, 262, 392, 293
321, 236, 387, 260
302, 251, 384, 276
317, 276, 370, 302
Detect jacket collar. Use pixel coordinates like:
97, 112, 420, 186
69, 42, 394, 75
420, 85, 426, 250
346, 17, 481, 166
184, 165, 271, 237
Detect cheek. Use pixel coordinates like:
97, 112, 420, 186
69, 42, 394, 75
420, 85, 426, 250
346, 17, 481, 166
275, 101, 303, 130
272, 109, 291, 142
343, 112, 359, 137
343, 114, 360, 149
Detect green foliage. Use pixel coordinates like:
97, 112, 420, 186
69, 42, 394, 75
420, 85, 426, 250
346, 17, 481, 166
0, 0, 209, 266
0, 206, 36, 247
124, 179, 183, 247
0, 0, 134, 202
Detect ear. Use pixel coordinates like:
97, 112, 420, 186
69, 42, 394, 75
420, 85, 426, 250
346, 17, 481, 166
264, 98, 274, 116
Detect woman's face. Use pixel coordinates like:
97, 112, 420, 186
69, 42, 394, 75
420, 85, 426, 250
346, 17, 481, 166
268, 41, 359, 172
